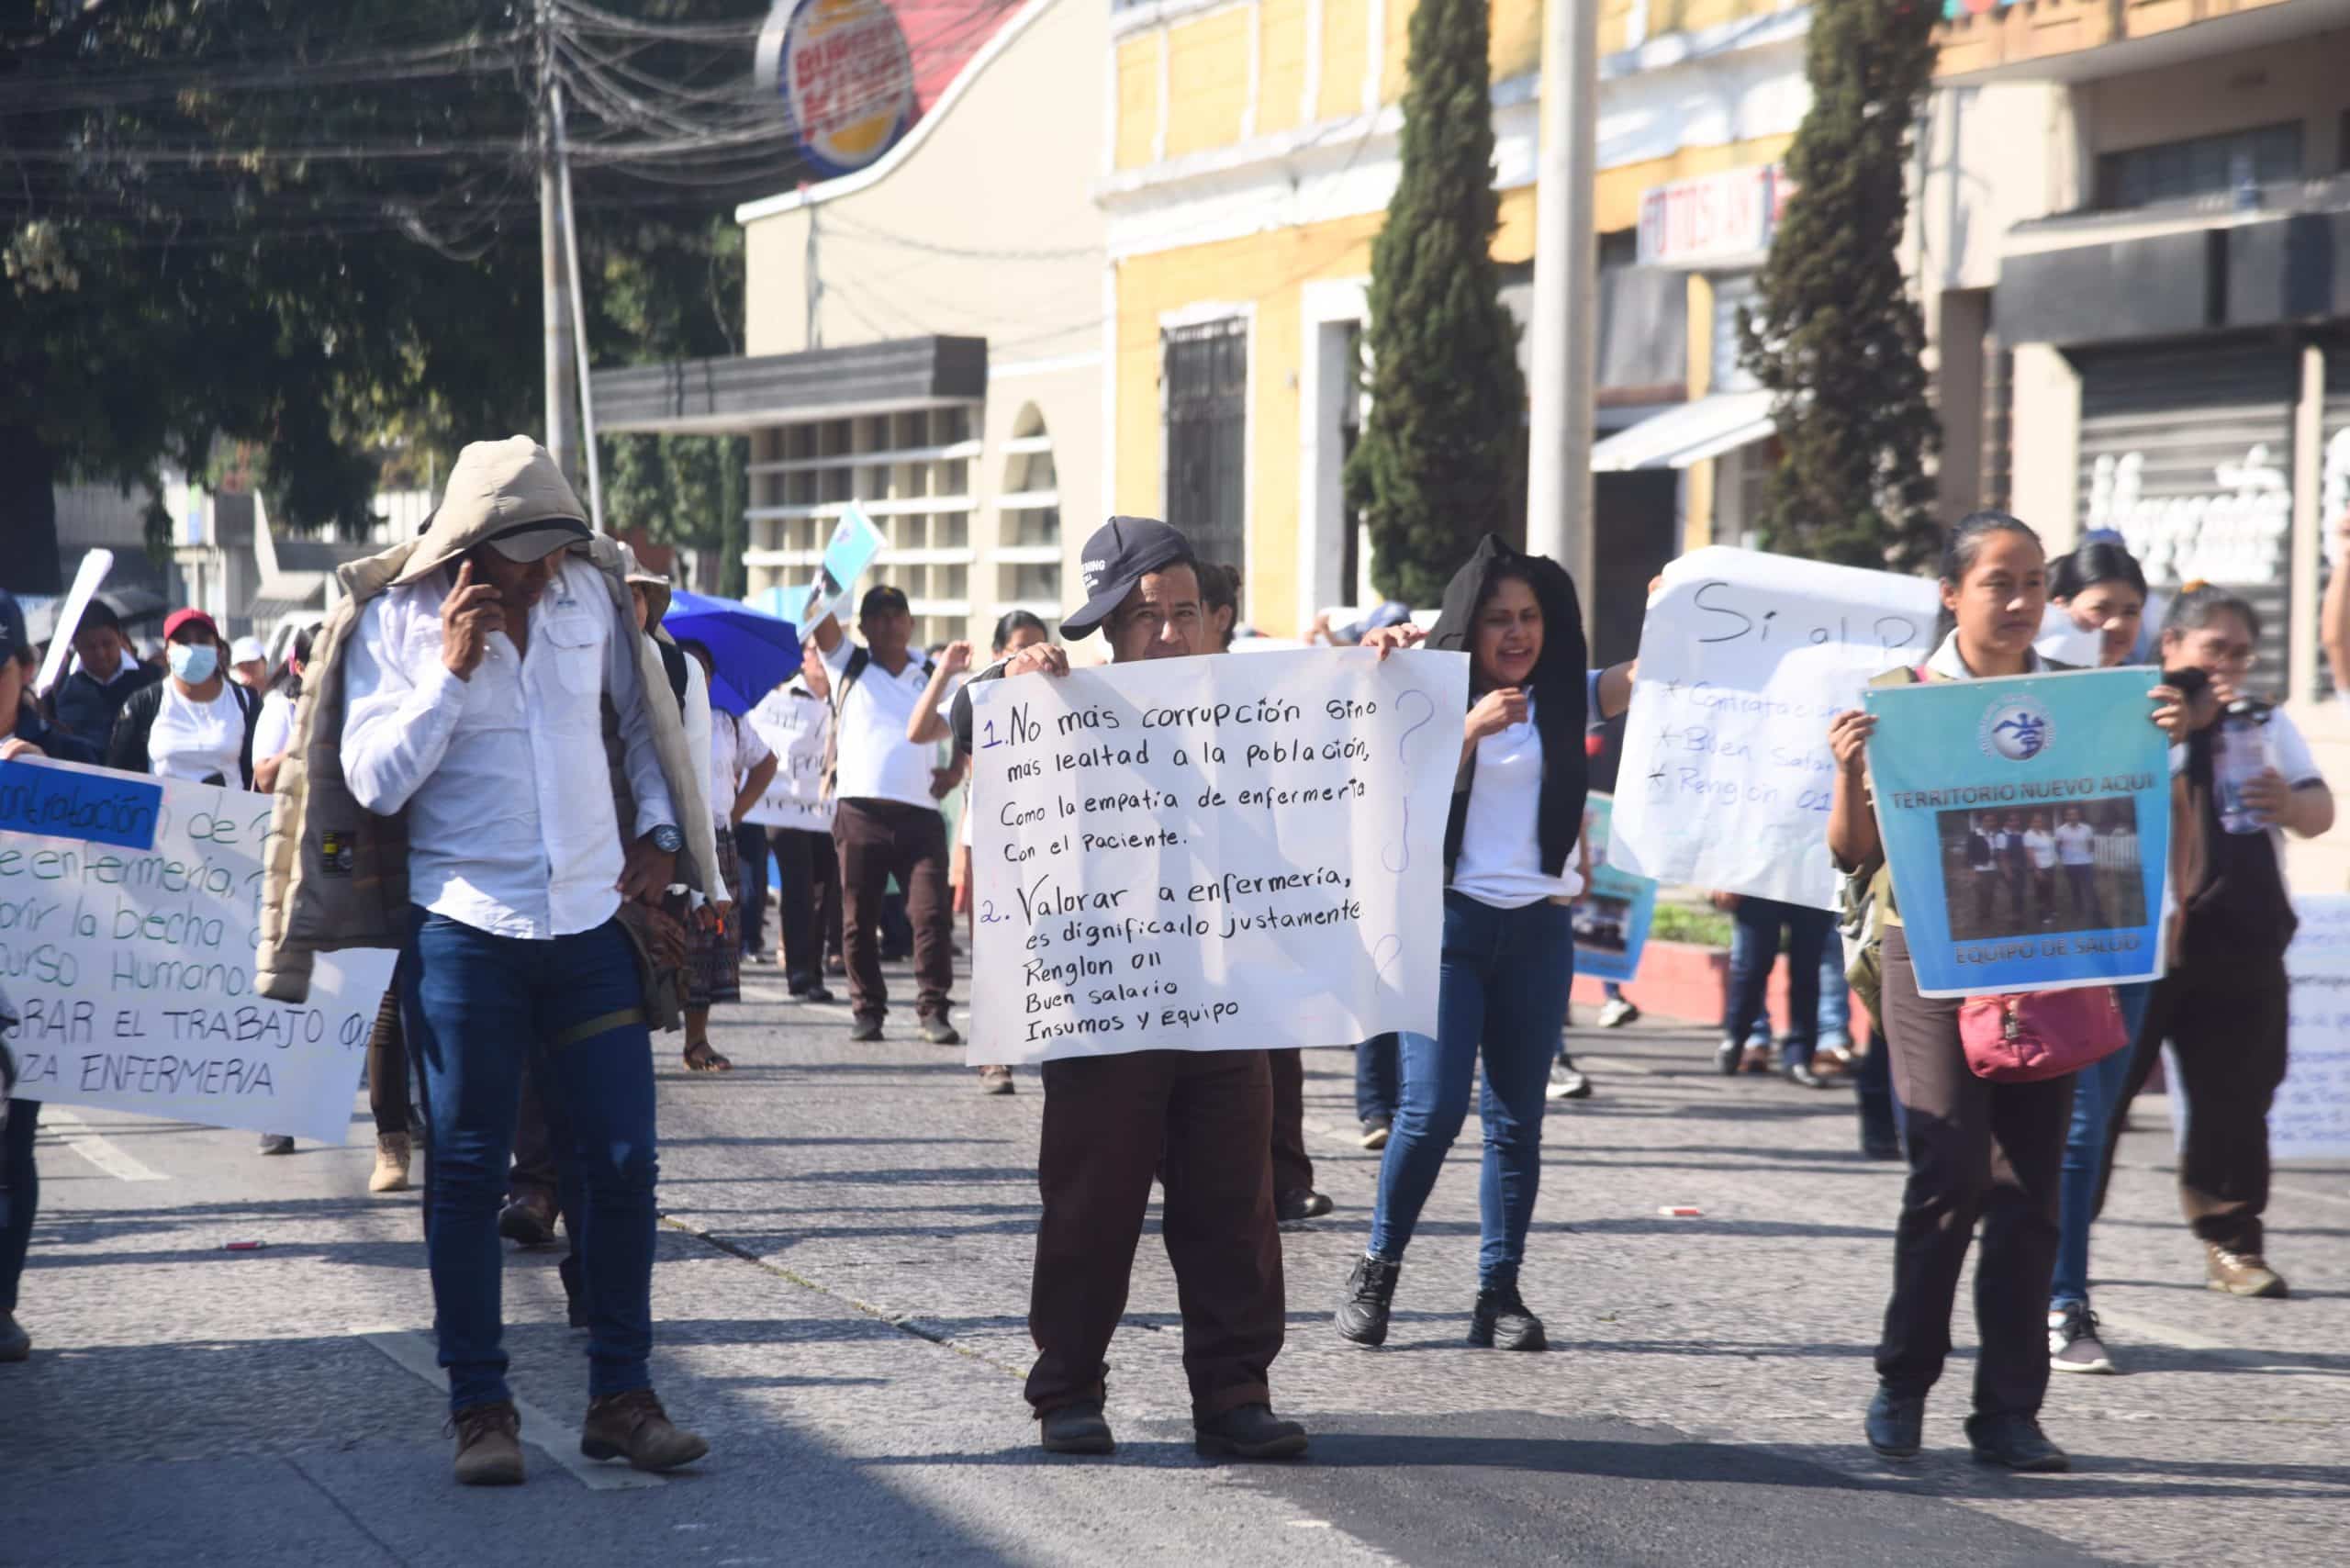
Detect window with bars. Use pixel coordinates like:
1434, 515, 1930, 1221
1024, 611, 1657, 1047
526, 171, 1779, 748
2096, 123, 2303, 211
1162, 319, 1249, 579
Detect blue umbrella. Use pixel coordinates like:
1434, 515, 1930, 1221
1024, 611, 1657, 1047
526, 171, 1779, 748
662, 588, 802, 716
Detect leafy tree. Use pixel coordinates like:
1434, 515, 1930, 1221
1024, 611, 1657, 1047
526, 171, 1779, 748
1737, 0, 1942, 570
1343, 0, 1526, 607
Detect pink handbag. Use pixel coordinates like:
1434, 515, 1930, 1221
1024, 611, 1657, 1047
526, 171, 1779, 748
1957, 986, 2128, 1083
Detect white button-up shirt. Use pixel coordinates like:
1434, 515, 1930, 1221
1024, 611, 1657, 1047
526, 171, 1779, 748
343, 556, 675, 940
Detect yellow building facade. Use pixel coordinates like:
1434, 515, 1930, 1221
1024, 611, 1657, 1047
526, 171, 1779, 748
1101, 0, 1817, 645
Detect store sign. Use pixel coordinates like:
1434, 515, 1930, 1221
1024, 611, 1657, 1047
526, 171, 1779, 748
755, 0, 916, 178
1637, 164, 1792, 271
2087, 445, 2292, 588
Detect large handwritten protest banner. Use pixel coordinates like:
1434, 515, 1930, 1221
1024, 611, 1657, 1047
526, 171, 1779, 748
0, 758, 394, 1145
966, 648, 1466, 1065
1863, 669, 2169, 997
1609, 548, 1936, 911
2274, 896, 2350, 1160
742, 686, 835, 834
1572, 794, 1656, 984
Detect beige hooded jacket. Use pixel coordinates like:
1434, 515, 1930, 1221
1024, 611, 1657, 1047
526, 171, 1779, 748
254, 436, 714, 1002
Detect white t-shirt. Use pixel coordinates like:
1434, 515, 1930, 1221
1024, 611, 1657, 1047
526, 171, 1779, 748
1449, 698, 1583, 910
707, 709, 775, 824
820, 638, 940, 811
2023, 830, 2058, 870
2054, 821, 2097, 866
252, 689, 297, 762
149, 683, 246, 785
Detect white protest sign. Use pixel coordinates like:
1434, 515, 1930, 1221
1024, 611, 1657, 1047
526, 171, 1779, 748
2276, 895, 2350, 1159
966, 647, 1467, 1064
36, 548, 112, 698
0, 759, 394, 1145
743, 686, 835, 833
1610, 547, 1936, 911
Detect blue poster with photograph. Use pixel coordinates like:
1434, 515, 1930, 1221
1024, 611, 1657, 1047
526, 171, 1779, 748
1863, 668, 2170, 999
1572, 793, 1657, 984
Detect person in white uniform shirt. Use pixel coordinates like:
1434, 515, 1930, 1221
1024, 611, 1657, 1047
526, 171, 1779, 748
340, 436, 707, 1486
2053, 806, 2103, 925
756, 649, 844, 1002
1337, 533, 1591, 1357
808, 584, 960, 1046
106, 609, 258, 787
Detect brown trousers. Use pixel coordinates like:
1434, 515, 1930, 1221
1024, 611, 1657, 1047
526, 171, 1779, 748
1875, 926, 2074, 1418
1026, 1049, 1285, 1419
2100, 948, 2289, 1255
1269, 1047, 1315, 1196
834, 799, 953, 1024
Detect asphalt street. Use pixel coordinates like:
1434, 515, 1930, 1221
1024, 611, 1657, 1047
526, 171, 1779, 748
5, 957, 2346, 1567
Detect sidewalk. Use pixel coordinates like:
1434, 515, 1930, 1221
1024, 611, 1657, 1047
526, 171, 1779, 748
4, 958, 2344, 1566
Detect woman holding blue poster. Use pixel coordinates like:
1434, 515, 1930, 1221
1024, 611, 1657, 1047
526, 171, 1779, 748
1826, 513, 2191, 1474
1335, 533, 1586, 1356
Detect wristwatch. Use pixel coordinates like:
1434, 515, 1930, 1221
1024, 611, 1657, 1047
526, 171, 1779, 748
647, 823, 685, 855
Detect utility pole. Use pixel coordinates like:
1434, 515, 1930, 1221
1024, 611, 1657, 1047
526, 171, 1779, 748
537, 0, 577, 483
1525, 0, 1597, 589
552, 81, 605, 532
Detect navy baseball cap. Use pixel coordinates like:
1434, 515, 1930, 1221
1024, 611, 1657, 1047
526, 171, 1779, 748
1063, 516, 1194, 639
859, 584, 910, 620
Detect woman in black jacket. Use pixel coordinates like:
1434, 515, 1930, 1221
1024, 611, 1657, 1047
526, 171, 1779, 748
1335, 533, 1589, 1352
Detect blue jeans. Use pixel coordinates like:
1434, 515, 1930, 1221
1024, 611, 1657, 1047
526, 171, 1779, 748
2, 1098, 38, 1316
1368, 894, 1573, 1286
1724, 899, 1831, 1067
401, 909, 661, 1414
1355, 1033, 1400, 1124
1818, 946, 1852, 1050
2050, 980, 2152, 1308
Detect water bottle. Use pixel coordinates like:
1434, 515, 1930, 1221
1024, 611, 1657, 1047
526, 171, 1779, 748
2214, 700, 2271, 835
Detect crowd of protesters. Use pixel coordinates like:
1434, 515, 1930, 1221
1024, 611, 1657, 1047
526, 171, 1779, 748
1, 445, 2338, 1486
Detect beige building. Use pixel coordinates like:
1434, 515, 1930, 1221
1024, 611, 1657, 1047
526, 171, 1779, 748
1928, 0, 2350, 887
596, 0, 1102, 651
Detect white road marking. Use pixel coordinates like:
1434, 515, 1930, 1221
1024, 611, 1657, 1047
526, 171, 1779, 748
356, 1327, 666, 1490
2096, 1308, 2350, 1382
37, 1109, 169, 1182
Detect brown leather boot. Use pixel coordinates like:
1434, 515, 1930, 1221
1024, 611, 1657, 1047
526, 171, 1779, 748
580, 1389, 709, 1472
450, 1401, 525, 1486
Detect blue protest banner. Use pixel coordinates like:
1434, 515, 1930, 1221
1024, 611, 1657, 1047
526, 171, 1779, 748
1863, 668, 2169, 998
0, 758, 162, 850
1572, 793, 1656, 984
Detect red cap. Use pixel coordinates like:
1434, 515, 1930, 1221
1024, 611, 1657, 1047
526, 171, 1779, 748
162, 608, 219, 642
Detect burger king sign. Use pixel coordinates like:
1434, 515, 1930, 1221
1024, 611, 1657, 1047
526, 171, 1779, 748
755, 0, 918, 178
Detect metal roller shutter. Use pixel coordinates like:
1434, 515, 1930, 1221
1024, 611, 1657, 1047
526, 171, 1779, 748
2077, 343, 2299, 701
2321, 343, 2350, 700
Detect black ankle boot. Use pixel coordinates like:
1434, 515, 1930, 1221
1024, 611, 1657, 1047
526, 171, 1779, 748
1468, 1279, 1546, 1350
1335, 1254, 1400, 1347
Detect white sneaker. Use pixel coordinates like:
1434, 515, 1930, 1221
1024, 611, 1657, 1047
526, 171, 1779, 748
1546, 1061, 1592, 1101
1597, 998, 1639, 1029
2048, 1304, 2117, 1373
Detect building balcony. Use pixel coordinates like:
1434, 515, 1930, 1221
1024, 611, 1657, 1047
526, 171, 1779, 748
1936, 0, 2348, 84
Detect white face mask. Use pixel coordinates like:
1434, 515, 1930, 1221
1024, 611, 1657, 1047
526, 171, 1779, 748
167, 642, 218, 685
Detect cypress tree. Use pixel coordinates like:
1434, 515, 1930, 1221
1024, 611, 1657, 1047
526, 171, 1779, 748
1344, 0, 1525, 606
1738, 0, 1942, 569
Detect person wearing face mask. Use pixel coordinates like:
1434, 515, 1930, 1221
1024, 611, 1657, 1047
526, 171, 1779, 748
1335, 534, 1590, 1357
1828, 512, 2195, 1473
951, 517, 1306, 1463
50, 599, 161, 751
106, 609, 260, 787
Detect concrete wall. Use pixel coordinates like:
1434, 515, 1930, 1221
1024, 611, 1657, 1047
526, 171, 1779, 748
2074, 28, 2350, 163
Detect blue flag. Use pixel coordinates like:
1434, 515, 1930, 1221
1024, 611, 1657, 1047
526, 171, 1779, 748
1863, 668, 2170, 998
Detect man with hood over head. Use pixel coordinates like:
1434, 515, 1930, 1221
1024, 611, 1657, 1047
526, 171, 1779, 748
332, 436, 711, 1485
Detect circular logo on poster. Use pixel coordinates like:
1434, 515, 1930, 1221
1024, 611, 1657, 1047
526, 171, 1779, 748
755, 0, 916, 178
1978, 696, 2053, 762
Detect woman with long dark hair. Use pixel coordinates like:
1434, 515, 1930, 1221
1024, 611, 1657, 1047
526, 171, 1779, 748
1828, 512, 2189, 1471
1335, 533, 1588, 1352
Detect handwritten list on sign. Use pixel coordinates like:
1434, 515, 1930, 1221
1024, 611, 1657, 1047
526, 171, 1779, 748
0, 757, 396, 1145
966, 648, 1466, 1064
2277, 895, 2350, 1160
1609, 547, 1937, 912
